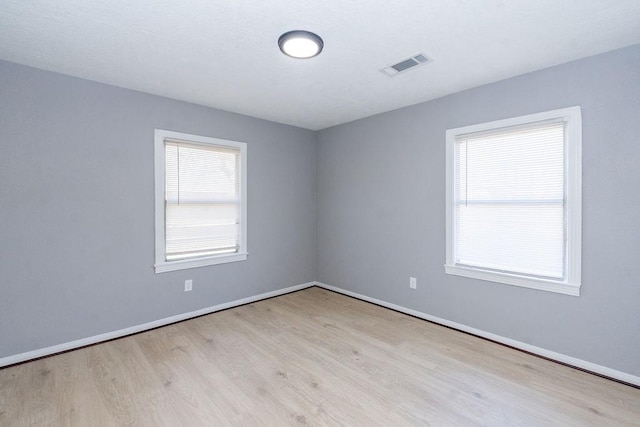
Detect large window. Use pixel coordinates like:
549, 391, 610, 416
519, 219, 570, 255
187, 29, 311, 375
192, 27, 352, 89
445, 107, 582, 295
154, 129, 247, 273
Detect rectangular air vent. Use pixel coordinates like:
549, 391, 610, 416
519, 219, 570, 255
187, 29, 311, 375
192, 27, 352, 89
381, 53, 432, 77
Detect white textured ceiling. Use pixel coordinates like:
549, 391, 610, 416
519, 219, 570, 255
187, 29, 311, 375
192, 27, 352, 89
1, 1, 639, 130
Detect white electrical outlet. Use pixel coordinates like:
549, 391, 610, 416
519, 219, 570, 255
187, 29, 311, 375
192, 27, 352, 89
409, 277, 417, 289
184, 280, 193, 292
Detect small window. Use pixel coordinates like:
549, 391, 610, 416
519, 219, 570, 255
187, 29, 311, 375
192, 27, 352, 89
154, 129, 247, 273
445, 107, 582, 295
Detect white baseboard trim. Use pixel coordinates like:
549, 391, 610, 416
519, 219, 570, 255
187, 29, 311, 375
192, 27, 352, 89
0, 282, 316, 369
315, 282, 640, 387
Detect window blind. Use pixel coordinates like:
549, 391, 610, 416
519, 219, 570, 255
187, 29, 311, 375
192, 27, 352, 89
165, 140, 240, 261
454, 120, 566, 279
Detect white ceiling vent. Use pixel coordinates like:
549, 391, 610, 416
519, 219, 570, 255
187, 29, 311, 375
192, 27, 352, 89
381, 53, 432, 77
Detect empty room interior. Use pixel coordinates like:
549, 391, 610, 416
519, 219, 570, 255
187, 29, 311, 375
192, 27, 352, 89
1, 1, 640, 425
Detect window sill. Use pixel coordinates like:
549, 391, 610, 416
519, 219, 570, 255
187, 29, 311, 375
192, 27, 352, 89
155, 252, 248, 273
444, 264, 580, 296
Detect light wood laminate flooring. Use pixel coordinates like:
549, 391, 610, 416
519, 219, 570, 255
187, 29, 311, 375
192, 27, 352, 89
1, 287, 639, 426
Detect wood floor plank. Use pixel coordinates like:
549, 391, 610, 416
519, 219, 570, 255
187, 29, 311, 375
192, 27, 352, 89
1, 287, 639, 426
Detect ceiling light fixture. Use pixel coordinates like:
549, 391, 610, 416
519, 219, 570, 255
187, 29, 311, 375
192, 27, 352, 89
278, 30, 324, 59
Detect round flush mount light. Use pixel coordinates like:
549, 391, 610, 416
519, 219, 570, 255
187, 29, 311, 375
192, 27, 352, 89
278, 30, 324, 59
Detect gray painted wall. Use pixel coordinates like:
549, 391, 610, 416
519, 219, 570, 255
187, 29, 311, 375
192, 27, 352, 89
317, 44, 640, 376
2, 44, 639, 378
0, 60, 317, 358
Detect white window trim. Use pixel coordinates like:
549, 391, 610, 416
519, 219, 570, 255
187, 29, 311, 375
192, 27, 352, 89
154, 129, 248, 273
445, 107, 582, 296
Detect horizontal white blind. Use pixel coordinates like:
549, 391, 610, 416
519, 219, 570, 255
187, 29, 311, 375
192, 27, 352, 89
165, 140, 240, 261
455, 120, 565, 279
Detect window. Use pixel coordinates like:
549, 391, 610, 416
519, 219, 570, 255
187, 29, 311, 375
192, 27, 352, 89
445, 107, 582, 295
154, 129, 247, 273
